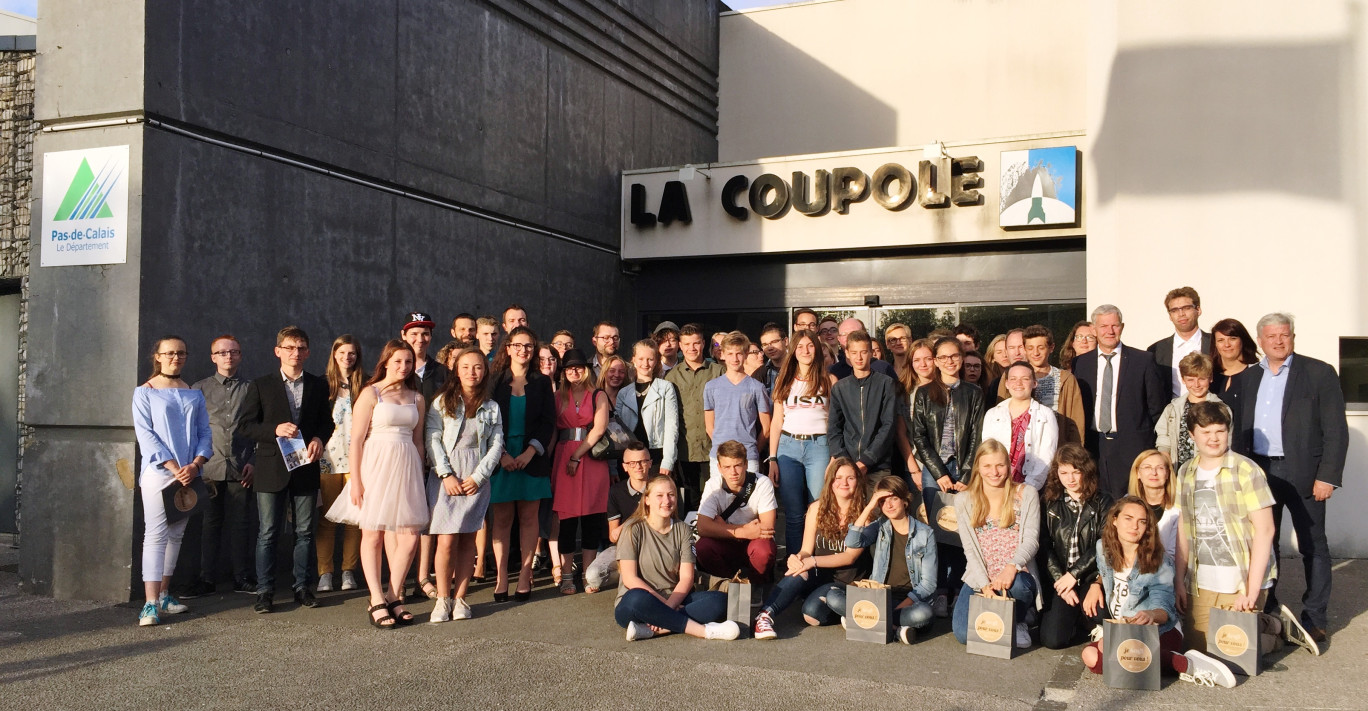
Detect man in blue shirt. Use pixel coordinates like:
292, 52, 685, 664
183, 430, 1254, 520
1233, 312, 1348, 648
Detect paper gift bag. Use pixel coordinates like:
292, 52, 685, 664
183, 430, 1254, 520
918, 490, 962, 546
724, 575, 757, 627
967, 589, 1015, 659
845, 581, 895, 644
1209, 606, 1260, 676
162, 477, 210, 524
1103, 619, 1161, 690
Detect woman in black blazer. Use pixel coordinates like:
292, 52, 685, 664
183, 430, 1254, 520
487, 326, 557, 601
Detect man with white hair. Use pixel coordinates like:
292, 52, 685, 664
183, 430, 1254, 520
1071, 304, 1167, 498
1232, 312, 1347, 649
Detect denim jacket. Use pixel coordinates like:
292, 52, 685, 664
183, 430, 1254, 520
1093, 539, 1179, 635
844, 516, 938, 604
425, 396, 504, 487
614, 378, 680, 471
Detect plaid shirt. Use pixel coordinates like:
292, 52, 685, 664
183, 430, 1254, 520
1178, 451, 1277, 597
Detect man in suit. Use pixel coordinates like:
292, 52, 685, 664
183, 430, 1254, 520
1147, 286, 1214, 398
1232, 312, 1347, 647
1073, 304, 1167, 498
237, 326, 335, 613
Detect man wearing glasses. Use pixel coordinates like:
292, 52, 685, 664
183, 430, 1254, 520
583, 442, 657, 594
1147, 287, 1213, 398
181, 334, 257, 597
590, 321, 621, 380
236, 326, 335, 613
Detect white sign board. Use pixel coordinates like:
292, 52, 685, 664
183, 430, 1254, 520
40, 145, 130, 266
621, 137, 1084, 260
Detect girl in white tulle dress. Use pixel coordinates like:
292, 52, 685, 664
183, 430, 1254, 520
326, 339, 428, 628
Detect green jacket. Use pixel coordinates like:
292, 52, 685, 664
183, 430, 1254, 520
664, 360, 724, 462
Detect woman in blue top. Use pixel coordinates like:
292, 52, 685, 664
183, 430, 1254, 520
131, 336, 213, 627
827, 475, 938, 644
1080, 496, 1235, 688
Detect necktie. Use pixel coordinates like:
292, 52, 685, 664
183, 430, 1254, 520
1099, 353, 1115, 433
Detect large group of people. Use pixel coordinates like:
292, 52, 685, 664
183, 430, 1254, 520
131, 288, 1348, 687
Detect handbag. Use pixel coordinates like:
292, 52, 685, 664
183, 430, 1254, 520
589, 391, 634, 461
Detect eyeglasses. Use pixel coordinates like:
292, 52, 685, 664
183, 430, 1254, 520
538, 356, 558, 364
1073, 335, 1098, 343
934, 354, 962, 362
622, 460, 652, 469
1167, 305, 1197, 315
278, 345, 308, 352
885, 336, 907, 345
596, 335, 620, 342
1137, 464, 1169, 473
212, 349, 241, 357
507, 343, 535, 352
158, 351, 188, 358
818, 327, 838, 335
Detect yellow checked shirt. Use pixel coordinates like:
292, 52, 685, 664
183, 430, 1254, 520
1178, 451, 1277, 597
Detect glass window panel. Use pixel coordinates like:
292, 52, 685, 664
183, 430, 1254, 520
957, 303, 1087, 365
1341, 337, 1368, 407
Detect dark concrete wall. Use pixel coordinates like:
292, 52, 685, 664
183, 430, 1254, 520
24, 0, 719, 600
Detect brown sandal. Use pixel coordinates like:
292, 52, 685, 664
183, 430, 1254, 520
367, 603, 395, 629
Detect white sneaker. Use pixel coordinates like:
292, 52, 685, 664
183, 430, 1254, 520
340, 571, 358, 590
1088, 624, 1105, 643
1014, 622, 1032, 648
316, 572, 334, 593
625, 621, 656, 641
897, 626, 917, 645
138, 601, 160, 627
452, 598, 472, 620
704, 620, 740, 641
430, 597, 453, 624
932, 593, 949, 619
839, 616, 848, 630
157, 591, 188, 614
1183, 650, 1236, 688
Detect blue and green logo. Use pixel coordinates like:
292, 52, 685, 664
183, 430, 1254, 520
53, 157, 117, 221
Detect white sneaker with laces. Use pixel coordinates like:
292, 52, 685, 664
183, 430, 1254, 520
704, 620, 740, 641
932, 593, 949, 618
340, 571, 358, 591
1014, 622, 1032, 648
1183, 650, 1235, 688
753, 611, 777, 640
429, 597, 453, 624
453, 598, 473, 620
158, 591, 188, 614
316, 572, 334, 593
625, 621, 656, 641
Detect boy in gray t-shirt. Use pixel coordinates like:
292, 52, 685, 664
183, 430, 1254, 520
702, 332, 772, 499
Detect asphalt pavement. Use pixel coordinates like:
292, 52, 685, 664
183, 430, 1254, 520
0, 544, 1363, 710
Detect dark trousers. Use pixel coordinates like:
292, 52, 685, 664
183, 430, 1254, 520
1088, 433, 1139, 500
1040, 583, 1101, 649
558, 513, 607, 551
255, 490, 317, 594
1256, 456, 1332, 630
677, 460, 707, 513
201, 478, 256, 586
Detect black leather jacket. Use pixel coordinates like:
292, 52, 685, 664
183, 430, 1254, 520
1041, 490, 1113, 587
910, 381, 984, 484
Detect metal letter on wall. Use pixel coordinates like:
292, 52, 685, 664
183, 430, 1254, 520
791, 169, 830, 216
630, 183, 657, 227
830, 167, 869, 215
721, 174, 750, 220
657, 180, 693, 225
748, 173, 790, 219
918, 160, 949, 208
871, 163, 914, 211
951, 157, 984, 206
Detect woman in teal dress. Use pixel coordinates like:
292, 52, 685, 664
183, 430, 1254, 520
489, 326, 557, 601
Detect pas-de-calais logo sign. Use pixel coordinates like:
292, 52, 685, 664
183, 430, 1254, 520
41, 145, 130, 267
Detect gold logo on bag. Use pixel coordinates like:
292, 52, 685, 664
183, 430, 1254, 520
173, 486, 198, 512
974, 612, 1004, 642
852, 600, 880, 629
1116, 638, 1153, 673
1215, 624, 1249, 656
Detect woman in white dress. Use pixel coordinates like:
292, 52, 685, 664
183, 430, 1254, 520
326, 339, 429, 629
426, 348, 504, 622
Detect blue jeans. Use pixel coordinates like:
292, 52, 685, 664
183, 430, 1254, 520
760, 571, 841, 625
951, 574, 1038, 644
256, 490, 317, 594
613, 589, 727, 634
826, 585, 934, 629
776, 433, 829, 554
